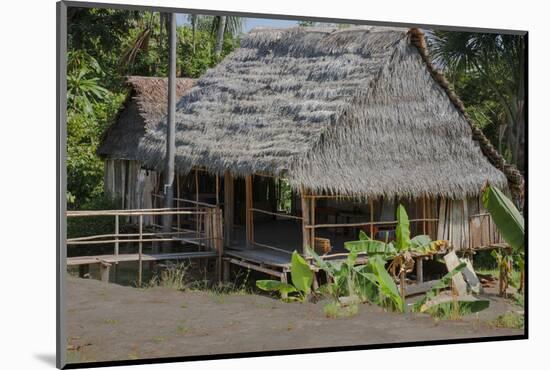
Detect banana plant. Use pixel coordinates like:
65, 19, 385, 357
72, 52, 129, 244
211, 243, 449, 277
308, 246, 359, 300
482, 184, 524, 251
256, 251, 313, 302
482, 184, 525, 294
308, 247, 404, 312
344, 205, 448, 260
355, 255, 404, 312
344, 205, 448, 297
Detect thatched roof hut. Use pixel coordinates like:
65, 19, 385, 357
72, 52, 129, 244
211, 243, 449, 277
98, 76, 196, 160
129, 26, 520, 200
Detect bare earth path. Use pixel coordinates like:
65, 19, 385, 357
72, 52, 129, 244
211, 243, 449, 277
66, 277, 523, 364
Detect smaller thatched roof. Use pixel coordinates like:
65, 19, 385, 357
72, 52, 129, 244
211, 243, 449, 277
98, 76, 196, 160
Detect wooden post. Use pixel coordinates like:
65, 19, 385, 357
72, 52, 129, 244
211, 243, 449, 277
176, 174, 180, 233
195, 169, 199, 247
245, 175, 254, 247
215, 174, 220, 206
312, 272, 319, 291
162, 13, 177, 232
369, 198, 374, 239
224, 171, 234, 247
400, 268, 406, 301
280, 272, 288, 300
422, 197, 427, 235
310, 196, 316, 253
300, 187, 311, 254
215, 208, 223, 282
114, 215, 119, 257
223, 259, 230, 283
416, 257, 423, 283
100, 262, 111, 283
114, 214, 119, 281
138, 214, 143, 287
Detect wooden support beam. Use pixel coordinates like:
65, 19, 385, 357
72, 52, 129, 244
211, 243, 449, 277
215, 174, 220, 206
422, 197, 426, 235
224, 171, 234, 248
214, 208, 223, 282
300, 187, 311, 254
138, 214, 143, 287
228, 258, 284, 279
245, 175, 254, 247
99, 262, 111, 283
369, 198, 374, 238
195, 169, 200, 248
310, 196, 316, 252
416, 257, 423, 283
176, 174, 180, 232
404, 279, 440, 296
114, 215, 119, 257
223, 259, 230, 283
280, 272, 288, 300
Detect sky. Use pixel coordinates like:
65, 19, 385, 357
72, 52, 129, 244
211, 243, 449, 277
176, 14, 298, 34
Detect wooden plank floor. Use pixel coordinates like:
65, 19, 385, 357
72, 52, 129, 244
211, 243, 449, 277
225, 247, 291, 268
67, 251, 217, 266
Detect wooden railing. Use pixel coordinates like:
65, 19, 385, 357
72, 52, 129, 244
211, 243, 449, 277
66, 207, 223, 286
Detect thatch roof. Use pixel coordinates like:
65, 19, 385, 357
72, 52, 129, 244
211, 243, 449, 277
97, 76, 196, 160
132, 26, 516, 199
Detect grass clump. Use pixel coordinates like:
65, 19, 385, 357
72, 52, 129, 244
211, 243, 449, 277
323, 302, 359, 319
492, 311, 524, 329
145, 262, 251, 297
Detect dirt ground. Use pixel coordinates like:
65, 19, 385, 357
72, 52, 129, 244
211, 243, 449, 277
65, 276, 523, 364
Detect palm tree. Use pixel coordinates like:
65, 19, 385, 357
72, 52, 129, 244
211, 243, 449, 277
188, 14, 243, 58
212, 16, 244, 58
67, 51, 110, 116
429, 31, 525, 171
214, 16, 227, 58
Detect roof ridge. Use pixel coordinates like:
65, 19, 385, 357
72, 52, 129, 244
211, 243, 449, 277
407, 28, 523, 200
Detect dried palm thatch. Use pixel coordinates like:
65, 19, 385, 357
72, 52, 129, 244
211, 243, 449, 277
97, 76, 196, 160
116, 26, 516, 199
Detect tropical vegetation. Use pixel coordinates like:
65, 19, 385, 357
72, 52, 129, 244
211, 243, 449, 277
258, 204, 490, 320
428, 31, 525, 172
482, 183, 525, 295
66, 9, 242, 208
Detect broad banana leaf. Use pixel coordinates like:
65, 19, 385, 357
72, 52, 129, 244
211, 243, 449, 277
290, 251, 313, 295
344, 239, 396, 257
256, 280, 297, 295
422, 295, 490, 315
482, 184, 524, 251
355, 268, 383, 304
395, 205, 411, 251
410, 235, 432, 249
369, 255, 404, 312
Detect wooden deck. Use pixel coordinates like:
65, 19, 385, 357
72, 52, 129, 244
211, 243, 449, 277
67, 251, 218, 266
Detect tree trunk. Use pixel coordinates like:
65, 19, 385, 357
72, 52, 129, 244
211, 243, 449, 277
214, 16, 226, 58
191, 14, 196, 54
